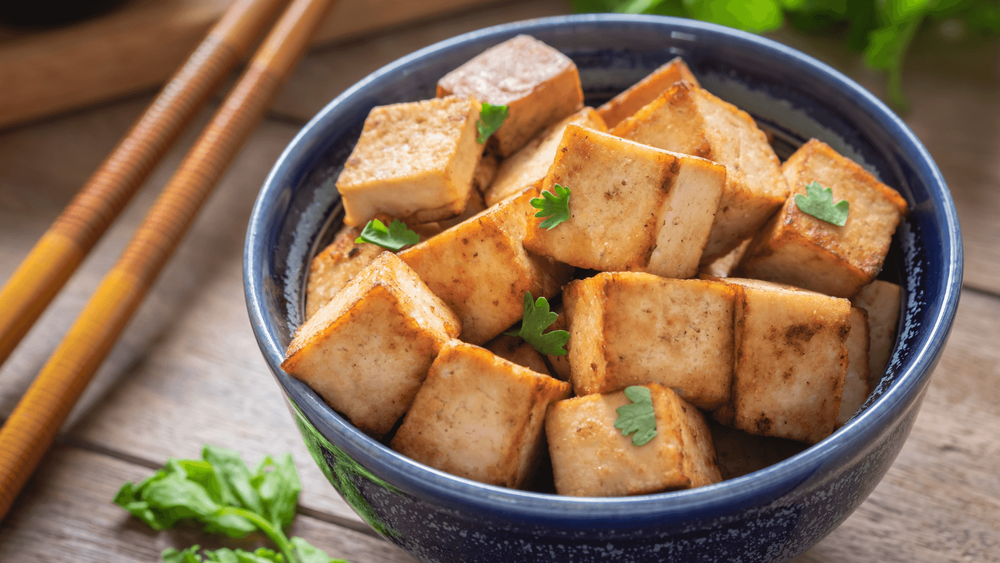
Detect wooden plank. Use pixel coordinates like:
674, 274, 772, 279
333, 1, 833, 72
0, 445, 418, 562
0, 0, 504, 129
0, 101, 363, 523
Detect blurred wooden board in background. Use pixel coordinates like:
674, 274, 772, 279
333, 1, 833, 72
0, 0, 500, 129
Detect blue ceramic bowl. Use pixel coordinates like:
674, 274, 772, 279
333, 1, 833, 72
244, 14, 962, 563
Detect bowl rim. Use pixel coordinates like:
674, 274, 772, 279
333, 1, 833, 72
245, 13, 963, 524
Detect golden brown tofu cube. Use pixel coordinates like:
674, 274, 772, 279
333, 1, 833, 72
709, 420, 807, 481
485, 107, 607, 207
336, 96, 482, 226
597, 57, 700, 128
282, 252, 460, 438
391, 341, 571, 488
546, 384, 722, 497
851, 280, 902, 388
611, 81, 788, 262
838, 307, 871, 427
485, 334, 551, 377
564, 272, 737, 410
718, 277, 851, 444
523, 124, 725, 277
304, 223, 384, 322
437, 35, 584, 157
738, 139, 908, 298
399, 190, 572, 344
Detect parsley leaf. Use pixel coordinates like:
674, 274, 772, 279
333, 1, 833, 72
614, 386, 658, 446
794, 181, 850, 226
114, 446, 346, 563
505, 291, 569, 356
530, 184, 571, 230
476, 103, 509, 144
354, 218, 419, 251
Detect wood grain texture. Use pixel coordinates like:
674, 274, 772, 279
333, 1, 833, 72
0, 3, 998, 561
0, 446, 418, 562
0, 0, 503, 129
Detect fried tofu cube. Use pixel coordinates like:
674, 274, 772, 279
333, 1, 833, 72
838, 307, 871, 427
485, 334, 551, 377
564, 273, 737, 410
611, 81, 788, 262
738, 139, 908, 298
852, 280, 902, 388
304, 223, 384, 321
485, 107, 607, 207
282, 252, 460, 438
597, 57, 700, 128
717, 277, 851, 444
391, 341, 571, 488
437, 35, 584, 157
398, 190, 573, 344
523, 124, 725, 277
546, 384, 722, 497
336, 96, 482, 226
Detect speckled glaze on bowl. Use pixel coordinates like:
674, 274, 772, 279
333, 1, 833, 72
244, 15, 962, 563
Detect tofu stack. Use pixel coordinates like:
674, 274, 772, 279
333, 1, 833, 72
282, 35, 908, 498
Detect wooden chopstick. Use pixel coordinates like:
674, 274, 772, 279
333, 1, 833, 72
0, 0, 337, 521
0, 0, 288, 371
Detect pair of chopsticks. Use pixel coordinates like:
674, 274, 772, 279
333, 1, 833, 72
0, 0, 337, 520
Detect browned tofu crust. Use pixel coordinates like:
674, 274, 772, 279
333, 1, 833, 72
838, 307, 871, 427
564, 273, 737, 410
523, 124, 723, 275
485, 107, 607, 207
719, 277, 851, 444
612, 81, 788, 262
738, 139, 908, 298
597, 57, 700, 128
546, 384, 721, 497
304, 223, 384, 321
399, 190, 573, 344
437, 35, 584, 156
851, 280, 902, 388
336, 96, 482, 226
282, 252, 461, 438
391, 341, 571, 488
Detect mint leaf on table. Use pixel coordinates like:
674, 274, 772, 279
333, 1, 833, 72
530, 184, 571, 230
505, 292, 569, 356
614, 386, 658, 446
794, 181, 849, 226
354, 218, 419, 251
114, 446, 344, 563
476, 102, 509, 144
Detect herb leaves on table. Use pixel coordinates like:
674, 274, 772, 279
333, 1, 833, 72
114, 445, 348, 563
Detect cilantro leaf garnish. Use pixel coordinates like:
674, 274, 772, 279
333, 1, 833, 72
505, 291, 569, 356
530, 184, 571, 230
476, 103, 509, 144
355, 218, 419, 251
614, 386, 658, 447
114, 445, 347, 563
794, 181, 849, 226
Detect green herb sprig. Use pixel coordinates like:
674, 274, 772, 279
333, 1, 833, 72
571, 0, 1000, 108
505, 291, 570, 356
115, 445, 348, 563
476, 103, 509, 144
614, 386, 658, 446
794, 181, 850, 226
530, 184, 572, 230
355, 218, 419, 251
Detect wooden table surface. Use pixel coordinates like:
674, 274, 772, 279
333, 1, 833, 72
0, 2, 998, 561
